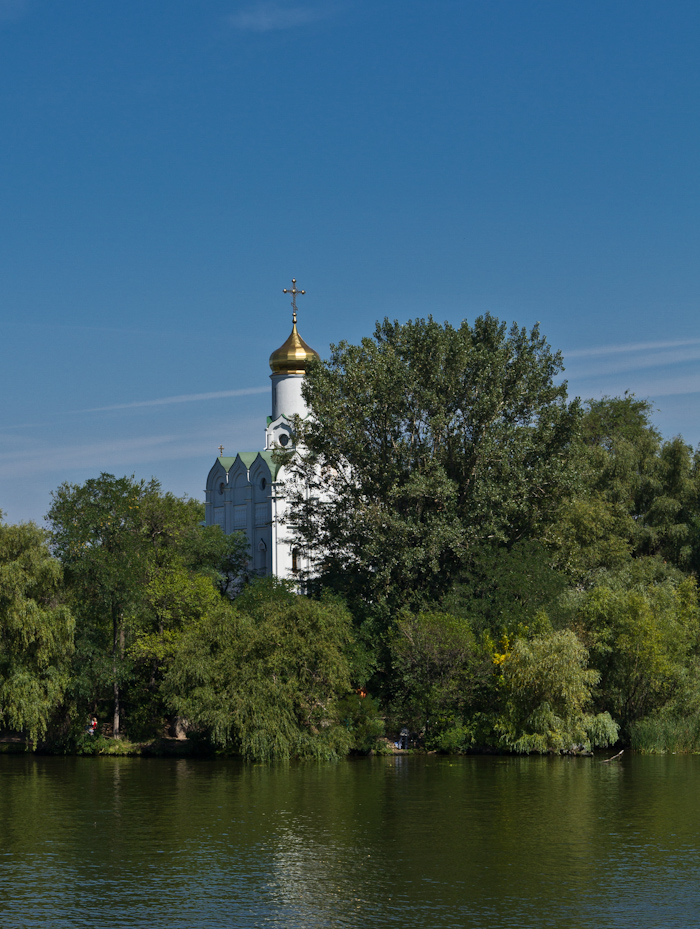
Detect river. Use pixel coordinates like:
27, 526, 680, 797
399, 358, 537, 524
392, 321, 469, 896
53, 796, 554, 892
1, 753, 700, 928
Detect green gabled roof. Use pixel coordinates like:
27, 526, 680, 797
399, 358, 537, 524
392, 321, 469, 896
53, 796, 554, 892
217, 452, 260, 473
257, 449, 286, 482
216, 451, 287, 481
237, 452, 259, 470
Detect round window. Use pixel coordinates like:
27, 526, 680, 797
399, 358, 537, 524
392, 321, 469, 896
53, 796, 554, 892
279, 433, 290, 447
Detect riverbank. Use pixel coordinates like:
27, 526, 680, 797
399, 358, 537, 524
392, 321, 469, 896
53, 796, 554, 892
0, 735, 207, 758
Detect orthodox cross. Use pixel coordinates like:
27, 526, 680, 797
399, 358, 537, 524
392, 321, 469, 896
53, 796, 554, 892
218, 445, 224, 456
283, 278, 305, 325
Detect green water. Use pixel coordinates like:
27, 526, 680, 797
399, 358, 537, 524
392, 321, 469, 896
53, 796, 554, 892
1, 753, 700, 928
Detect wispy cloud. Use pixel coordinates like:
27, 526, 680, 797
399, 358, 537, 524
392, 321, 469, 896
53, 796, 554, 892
564, 338, 700, 359
561, 336, 700, 400
0, 432, 214, 481
578, 371, 700, 401
0, 429, 243, 484
562, 336, 700, 398
632, 372, 700, 398
565, 346, 700, 380
77, 386, 269, 414
0, 387, 269, 432
228, 1, 335, 32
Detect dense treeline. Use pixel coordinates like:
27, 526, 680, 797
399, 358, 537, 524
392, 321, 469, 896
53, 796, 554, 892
2, 315, 700, 759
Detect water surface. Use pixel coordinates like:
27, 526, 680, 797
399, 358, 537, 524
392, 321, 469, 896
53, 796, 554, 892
1, 753, 699, 928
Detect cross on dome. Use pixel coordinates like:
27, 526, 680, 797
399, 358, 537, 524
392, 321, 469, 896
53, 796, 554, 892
283, 278, 305, 325
269, 278, 320, 375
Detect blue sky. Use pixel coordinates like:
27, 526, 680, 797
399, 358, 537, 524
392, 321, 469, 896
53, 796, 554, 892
1, 0, 699, 524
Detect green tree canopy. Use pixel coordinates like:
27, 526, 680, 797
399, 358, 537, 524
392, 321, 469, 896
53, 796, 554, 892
551, 395, 700, 580
0, 518, 74, 742
389, 611, 490, 749
286, 315, 580, 616
572, 572, 700, 733
163, 579, 354, 761
46, 474, 245, 739
496, 628, 618, 753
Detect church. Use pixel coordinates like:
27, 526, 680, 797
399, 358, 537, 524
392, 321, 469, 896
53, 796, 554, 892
204, 281, 319, 579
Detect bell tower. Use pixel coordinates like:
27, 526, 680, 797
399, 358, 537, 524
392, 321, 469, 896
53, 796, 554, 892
266, 279, 319, 449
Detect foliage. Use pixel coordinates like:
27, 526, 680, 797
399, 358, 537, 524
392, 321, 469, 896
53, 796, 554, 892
0, 519, 74, 742
572, 572, 700, 734
46, 474, 241, 740
630, 706, 700, 754
6, 315, 700, 759
442, 540, 568, 639
73, 733, 140, 756
163, 580, 355, 761
496, 628, 618, 753
286, 315, 580, 617
551, 395, 700, 580
389, 611, 490, 747
337, 693, 386, 753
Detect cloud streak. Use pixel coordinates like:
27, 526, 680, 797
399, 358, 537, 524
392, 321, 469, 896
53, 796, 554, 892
573, 370, 700, 401
228, 1, 334, 32
565, 346, 700, 380
0, 432, 212, 481
564, 338, 700, 360
77, 386, 269, 414
562, 337, 700, 398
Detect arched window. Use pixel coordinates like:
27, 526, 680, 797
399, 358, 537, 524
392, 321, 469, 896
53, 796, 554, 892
256, 538, 267, 575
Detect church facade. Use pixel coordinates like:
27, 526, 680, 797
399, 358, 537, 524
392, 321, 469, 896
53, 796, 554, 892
204, 283, 319, 579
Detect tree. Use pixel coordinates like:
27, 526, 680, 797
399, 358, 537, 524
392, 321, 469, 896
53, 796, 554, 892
285, 315, 580, 616
496, 629, 618, 753
0, 517, 74, 743
389, 611, 490, 749
48, 475, 152, 738
163, 579, 354, 761
550, 395, 700, 580
573, 572, 700, 733
46, 474, 243, 739
442, 540, 568, 639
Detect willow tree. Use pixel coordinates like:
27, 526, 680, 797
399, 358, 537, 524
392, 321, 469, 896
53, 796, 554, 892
163, 579, 354, 761
0, 517, 74, 743
496, 629, 618, 753
285, 315, 580, 616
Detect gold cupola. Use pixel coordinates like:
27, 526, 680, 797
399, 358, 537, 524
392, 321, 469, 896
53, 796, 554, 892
269, 279, 320, 374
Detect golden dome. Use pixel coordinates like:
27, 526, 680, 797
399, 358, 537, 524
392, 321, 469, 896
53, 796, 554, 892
269, 320, 320, 374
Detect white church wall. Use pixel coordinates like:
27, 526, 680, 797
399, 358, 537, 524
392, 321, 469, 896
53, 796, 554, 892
205, 304, 318, 582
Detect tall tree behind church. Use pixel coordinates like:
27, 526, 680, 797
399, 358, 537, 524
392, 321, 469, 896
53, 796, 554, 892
285, 314, 581, 619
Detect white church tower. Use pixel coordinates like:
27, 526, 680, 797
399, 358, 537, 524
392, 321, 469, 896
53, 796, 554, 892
204, 280, 319, 578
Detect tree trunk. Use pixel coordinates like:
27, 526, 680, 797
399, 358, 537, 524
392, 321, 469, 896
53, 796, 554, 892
113, 674, 120, 740
112, 610, 125, 739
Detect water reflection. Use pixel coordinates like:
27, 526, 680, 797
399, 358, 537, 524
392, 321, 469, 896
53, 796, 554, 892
1, 754, 700, 927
